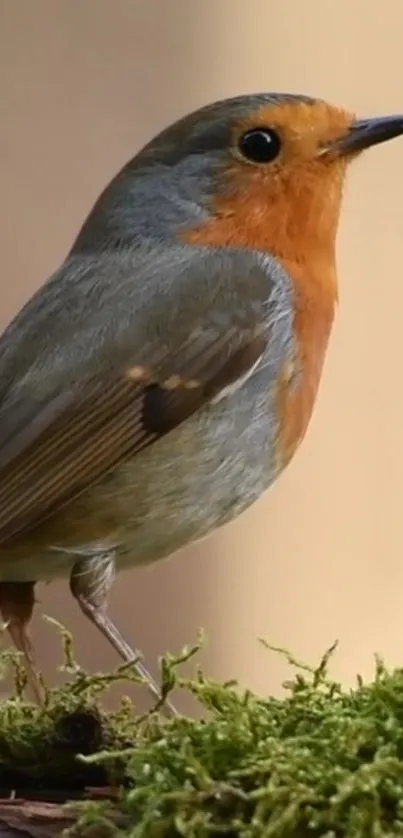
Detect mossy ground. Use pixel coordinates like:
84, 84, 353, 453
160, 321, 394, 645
1, 624, 403, 837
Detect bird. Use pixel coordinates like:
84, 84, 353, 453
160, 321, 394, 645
0, 92, 401, 712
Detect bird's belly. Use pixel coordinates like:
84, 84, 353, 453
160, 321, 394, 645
0, 373, 282, 582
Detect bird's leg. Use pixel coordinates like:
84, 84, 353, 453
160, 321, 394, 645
0, 580, 44, 703
69, 553, 178, 717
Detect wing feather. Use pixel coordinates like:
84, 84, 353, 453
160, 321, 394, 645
0, 245, 280, 545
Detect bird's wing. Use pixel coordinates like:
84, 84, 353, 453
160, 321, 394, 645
0, 244, 289, 544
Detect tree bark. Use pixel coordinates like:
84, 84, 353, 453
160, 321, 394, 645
0, 800, 124, 838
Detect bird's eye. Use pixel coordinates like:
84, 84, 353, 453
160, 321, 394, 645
238, 128, 282, 164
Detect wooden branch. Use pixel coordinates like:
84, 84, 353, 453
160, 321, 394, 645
0, 800, 126, 838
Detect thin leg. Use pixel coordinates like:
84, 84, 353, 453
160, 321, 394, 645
0, 581, 44, 703
69, 553, 178, 717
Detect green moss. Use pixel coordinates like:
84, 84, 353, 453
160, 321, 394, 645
0, 620, 151, 794
2, 626, 403, 836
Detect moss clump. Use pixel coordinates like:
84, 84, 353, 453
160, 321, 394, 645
0, 621, 153, 795
3, 629, 403, 837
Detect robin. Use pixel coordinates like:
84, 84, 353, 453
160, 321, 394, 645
0, 92, 401, 711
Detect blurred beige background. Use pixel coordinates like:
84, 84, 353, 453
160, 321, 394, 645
0, 0, 403, 709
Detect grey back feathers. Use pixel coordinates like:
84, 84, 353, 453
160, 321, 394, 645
0, 241, 295, 542
0, 242, 294, 464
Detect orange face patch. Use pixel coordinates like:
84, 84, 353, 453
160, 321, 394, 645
231, 99, 355, 163
182, 98, 355, 281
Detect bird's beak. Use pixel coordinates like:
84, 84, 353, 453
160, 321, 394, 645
320, 114, 403, 157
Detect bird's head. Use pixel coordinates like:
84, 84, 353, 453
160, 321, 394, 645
74, 93, 403, 287
132, 93, 403, 269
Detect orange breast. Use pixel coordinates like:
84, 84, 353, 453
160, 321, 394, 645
274, 256, 335, 467
182, 185, 338, 469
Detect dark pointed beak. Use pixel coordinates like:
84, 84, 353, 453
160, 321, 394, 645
322, 114, 403, 157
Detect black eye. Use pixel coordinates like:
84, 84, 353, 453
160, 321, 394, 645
238, 128, 282, 164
